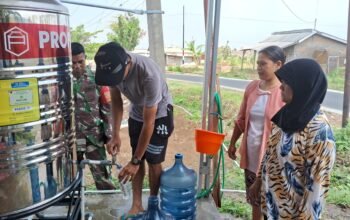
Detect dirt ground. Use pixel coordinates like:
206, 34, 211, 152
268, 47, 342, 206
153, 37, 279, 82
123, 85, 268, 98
86, 107, 350, 219
115, 107, 201, 175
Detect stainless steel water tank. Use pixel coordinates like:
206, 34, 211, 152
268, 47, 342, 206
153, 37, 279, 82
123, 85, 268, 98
0, 0, 77, 217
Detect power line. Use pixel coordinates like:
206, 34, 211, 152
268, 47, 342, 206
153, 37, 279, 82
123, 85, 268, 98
90, 0, 142, 27
84, 9, 108, 26
163, 12, 342, 27
314, 0, 320, 29
280, 0, 313, 23
134, 0, 145, 10
70, 5, 80, 16
85, 0, 122, 26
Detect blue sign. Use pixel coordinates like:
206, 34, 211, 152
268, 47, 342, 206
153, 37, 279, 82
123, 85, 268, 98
11, 81, 29, 88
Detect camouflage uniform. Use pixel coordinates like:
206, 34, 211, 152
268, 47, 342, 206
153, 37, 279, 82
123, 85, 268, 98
73, 66, 115, 190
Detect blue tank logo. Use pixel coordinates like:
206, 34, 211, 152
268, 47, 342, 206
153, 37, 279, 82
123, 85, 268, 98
11, 81, 29, 88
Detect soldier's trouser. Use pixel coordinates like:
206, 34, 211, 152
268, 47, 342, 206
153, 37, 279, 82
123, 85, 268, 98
77, 142, 115, 190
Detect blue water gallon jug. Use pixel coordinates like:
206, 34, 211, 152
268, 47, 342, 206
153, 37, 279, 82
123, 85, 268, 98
160, 154, 197, 220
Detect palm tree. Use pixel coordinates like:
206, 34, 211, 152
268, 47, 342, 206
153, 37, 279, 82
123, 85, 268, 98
186, 40, 204, 65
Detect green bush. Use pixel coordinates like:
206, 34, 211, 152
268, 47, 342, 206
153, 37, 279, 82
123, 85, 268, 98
167, 65, 183, 73
327, 67, 345, 91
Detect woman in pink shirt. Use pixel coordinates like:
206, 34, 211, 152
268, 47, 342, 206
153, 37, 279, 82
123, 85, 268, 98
228, 45, 286, 220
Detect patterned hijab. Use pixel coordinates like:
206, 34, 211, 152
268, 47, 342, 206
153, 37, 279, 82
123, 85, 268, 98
271, 59, 327, 133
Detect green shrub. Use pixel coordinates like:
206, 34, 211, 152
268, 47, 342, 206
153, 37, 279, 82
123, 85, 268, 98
327, 67, 345, 91
167, 65, 183, 72
175, 66, 182, 72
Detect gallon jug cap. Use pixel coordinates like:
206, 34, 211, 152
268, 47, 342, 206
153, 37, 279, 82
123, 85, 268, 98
175, 153, 183, 159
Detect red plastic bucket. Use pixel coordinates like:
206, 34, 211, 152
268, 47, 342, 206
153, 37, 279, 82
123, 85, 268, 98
195, 129, 225, 155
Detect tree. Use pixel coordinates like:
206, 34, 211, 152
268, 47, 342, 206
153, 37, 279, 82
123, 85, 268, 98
218, 41, 232, 64
220, 41, 232, 60
84, 43, 104, 60
186, 40, 204, 65
107, 13, 145, 51
70, 25, 102, 45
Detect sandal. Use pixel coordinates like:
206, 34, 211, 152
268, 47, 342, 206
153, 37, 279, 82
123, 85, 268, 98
120, 211, 145, 220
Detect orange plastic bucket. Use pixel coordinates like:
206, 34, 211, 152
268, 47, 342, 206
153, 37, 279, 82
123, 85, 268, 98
195, 129, 225, 155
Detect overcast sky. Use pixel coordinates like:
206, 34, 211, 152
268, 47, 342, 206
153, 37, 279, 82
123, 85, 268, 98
64, 0, 349, 49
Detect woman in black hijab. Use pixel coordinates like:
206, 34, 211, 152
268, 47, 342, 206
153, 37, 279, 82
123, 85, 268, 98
249, 59, 336, 219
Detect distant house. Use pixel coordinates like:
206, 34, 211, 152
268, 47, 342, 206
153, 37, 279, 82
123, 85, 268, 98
131, 48, 194, 66
242, 29, 347, 73
164, 47, 194, 66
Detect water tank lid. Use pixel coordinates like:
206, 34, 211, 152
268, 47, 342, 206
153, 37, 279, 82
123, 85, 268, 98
0, 0, 69, 15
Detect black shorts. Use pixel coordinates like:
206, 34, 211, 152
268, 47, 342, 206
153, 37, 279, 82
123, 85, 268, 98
128, 104, 174, 164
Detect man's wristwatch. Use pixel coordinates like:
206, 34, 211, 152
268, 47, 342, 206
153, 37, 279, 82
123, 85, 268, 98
131, 156, 142, 165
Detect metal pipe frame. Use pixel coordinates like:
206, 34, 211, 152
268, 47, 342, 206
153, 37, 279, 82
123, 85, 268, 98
198, 0, 215, 194
204, 0, 222, 192
60, 0, 164, 15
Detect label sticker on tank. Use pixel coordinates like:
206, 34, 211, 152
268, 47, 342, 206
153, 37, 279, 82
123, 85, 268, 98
12, 106, 33, 112
0, 78, 40, 126
9, 89, 33, 105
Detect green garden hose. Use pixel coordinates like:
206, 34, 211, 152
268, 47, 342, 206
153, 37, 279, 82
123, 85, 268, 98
196, 92, 226, 199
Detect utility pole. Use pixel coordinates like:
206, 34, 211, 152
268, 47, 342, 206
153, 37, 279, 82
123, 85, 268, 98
182, 5, 185, 64
342, 0, 350, 127
146, 0, 166, 72
314, 18, 317, 30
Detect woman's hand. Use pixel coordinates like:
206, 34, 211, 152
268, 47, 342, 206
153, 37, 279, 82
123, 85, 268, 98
248, 178, 262, 206
227, 143, 237, 160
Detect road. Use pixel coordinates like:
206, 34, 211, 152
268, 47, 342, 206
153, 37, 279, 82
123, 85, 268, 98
166, 73, 343, 114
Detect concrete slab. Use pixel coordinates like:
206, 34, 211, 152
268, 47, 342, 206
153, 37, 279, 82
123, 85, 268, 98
84, 192, 222, 220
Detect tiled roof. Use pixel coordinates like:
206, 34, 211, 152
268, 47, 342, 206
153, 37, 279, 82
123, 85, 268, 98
242, 29, 346, 51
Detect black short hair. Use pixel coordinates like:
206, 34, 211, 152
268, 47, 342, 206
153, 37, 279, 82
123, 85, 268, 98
259, 45, 286, 64
71, 42, 85, 56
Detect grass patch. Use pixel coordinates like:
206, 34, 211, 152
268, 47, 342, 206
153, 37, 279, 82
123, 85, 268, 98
327, 187, 350, 208
222, 157, 245, 190
219, 69, 258, 80
328, 150, 350, 207
329, 124, 350, 207
168, 64, 346, 92
168, 80, 243, 131
167, 65, 204, 74
219, 198, 252, 219
333, 124, 350, 152
168, 81, 204, 122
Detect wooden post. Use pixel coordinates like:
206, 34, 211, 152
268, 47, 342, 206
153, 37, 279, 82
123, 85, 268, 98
253, 50, 257, 70
241, 50, 246, 70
